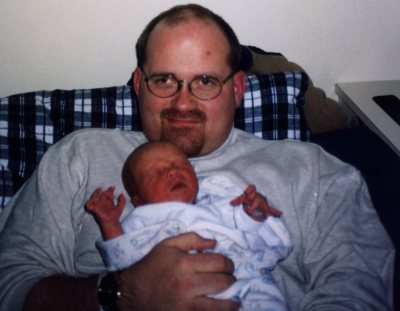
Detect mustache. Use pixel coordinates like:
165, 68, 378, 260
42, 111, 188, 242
160, 108, 207, 122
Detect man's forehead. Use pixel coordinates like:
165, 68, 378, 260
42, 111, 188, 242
145, 19, 230, 72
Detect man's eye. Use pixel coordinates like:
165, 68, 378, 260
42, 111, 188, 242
199, 76, 217, 86
152, 75, 174, 85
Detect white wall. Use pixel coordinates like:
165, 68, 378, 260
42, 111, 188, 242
1, 0, 399, 99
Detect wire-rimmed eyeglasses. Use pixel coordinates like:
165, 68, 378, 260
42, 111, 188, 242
142, 70, 235, 101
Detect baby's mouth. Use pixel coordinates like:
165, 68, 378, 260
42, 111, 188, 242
171, 182, 187, 191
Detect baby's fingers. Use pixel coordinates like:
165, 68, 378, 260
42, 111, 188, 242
244, 184, 257, 198
89, 187, 103, 200
256, 198, 283, 217
86, 188, 103, 210
266, 205, 283, 217
230, 194, 244, 206
102, 186, 116, 200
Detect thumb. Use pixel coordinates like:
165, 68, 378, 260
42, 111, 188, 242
116, 193, 126, 210
163, 232, 216, 253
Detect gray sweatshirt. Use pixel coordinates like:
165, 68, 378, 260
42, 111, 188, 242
0, 127, 394, 311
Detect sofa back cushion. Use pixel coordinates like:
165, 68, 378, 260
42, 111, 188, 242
0, 71, 309, 210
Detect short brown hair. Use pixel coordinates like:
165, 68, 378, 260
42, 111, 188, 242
135, 4, 241, 72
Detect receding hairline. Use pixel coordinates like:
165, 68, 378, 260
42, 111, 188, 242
157, 6, 215, 28
152, 12, 219, 39
135, 4, 241, 72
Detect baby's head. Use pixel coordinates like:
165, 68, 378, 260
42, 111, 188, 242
122, 142, 199, 206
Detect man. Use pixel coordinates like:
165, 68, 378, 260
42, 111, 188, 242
0, 4, 394, 311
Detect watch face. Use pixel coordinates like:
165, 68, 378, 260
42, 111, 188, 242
98, 272, 120, 310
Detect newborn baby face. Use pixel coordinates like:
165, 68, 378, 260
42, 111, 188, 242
135, 143, 199, 204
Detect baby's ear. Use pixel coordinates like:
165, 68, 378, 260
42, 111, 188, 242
131, 195, 143, 207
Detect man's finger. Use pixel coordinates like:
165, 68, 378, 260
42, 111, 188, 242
163, 232, 217, 252
184, 270, 237, 301
189, 252, 235, 274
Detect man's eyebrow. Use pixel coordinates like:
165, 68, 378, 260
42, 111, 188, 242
146, 71, 175, 77
147, 71, 223, 79
193, 72, 227, 80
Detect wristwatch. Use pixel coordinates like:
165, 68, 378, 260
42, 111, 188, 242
97, 271, 122, 311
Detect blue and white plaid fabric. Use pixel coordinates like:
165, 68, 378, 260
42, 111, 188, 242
0, 71, 309, 210
236, 71, 309, 140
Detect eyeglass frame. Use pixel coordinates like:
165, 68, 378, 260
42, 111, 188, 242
140, 69, 236, 101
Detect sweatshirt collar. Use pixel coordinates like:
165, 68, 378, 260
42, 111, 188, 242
189, 127, 237, 162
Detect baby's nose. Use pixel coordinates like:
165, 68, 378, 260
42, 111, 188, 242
167, 167, 177, 178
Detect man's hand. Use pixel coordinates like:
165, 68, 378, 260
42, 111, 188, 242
230, 184, 282, 221
117, 232, 240, 311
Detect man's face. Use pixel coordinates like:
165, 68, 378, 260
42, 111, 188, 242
133, 19, 246, 156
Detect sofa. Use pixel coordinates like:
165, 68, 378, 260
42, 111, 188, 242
0, 45, 398, 308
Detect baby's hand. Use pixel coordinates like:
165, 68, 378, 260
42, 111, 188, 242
230, 185, 282, 221
85, 186, 125, 225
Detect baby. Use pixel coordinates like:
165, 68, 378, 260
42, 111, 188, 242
86, 142, 292, 311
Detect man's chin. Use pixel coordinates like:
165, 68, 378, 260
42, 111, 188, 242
161, 127, 205, 156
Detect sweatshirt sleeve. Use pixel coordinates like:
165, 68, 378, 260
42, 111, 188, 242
0, 129, 136, 311
0, 133, 89, 311
295, 148, 395, 310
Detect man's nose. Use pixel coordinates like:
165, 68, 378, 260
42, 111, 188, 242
171, 83, 198, 110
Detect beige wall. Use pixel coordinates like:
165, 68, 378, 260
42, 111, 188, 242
1, 0, 399, 99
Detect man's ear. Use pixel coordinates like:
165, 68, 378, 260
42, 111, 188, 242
233, 71, 246, 108
133, 67, 142, 95
131, 195, 143, 207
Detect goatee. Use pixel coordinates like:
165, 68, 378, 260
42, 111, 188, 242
160, 108, 207, 156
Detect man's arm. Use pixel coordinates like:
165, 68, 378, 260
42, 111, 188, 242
23, 276, 98, 311
227, 138, 394, 309
22, 233, 239, 311
298, 164, 395, 310
273, 146, 395, 310
117, 233, 239, 311
0, 130, 239, 311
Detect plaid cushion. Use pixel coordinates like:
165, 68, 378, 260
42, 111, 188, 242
0, 86, 139, 209
236, 71, 309, 140
0, 71, 309, 210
